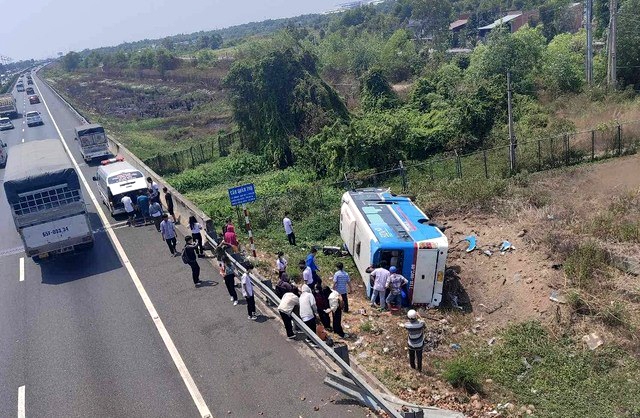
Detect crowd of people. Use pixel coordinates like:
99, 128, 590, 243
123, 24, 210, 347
124, 179, 427, 371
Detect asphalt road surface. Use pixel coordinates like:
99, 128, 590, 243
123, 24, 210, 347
0, 72, 367, 417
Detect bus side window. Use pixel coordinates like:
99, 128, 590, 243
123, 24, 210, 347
355, 242, 361, 257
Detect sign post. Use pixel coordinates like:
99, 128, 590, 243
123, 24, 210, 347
228, 183, 257, 258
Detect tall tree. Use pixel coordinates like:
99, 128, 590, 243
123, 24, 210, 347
62, 51, 81, 71
617, 0, 640, 88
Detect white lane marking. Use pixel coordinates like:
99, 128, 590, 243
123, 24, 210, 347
33, 78, 213, 418
19, 257, 24, 282
18, 385, 25, 418
21, 139, 24, 143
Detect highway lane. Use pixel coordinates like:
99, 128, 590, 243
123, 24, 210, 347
0, 72, 367, 417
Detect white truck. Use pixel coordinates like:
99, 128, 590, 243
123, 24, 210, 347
74, 124, 110, 162
0, 93, 18, 119
3, 139, 94, 260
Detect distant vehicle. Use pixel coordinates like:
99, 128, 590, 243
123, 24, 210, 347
26, 87, 35, 95
3, 139, 94, 260
28, 95, 40, 104
93, 157, 148, 216
27, 79, 33, 85
0, 93, 18, 118
26, 111, 43, 126
0, 116, 14, 130
74, 123, 110, 162
340, 188, 449, 307
0, 139, 7, 168
16, 84, 25, 92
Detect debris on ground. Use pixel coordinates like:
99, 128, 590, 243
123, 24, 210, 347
549, 290, 567, 304
582, 333, 604, 350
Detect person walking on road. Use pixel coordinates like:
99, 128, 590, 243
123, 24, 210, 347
182, 236, 201, 286
276, 251, 288, 278
160, 214, 178, 256
163, 187, 177, 223
305, 247, 321, 286
399, 310, 426, 372
283, 212, 295, 246
147, 177, 160, 204
299, 260, 314, 286
136, 191, 150, 225
189, 215, 204, 257
278, 292, 299, 340
386, 266, 408, 308
299, 284, 318, 340
241, 263, 258, 320
121, 194, 136, 226
149, 200, 163, 232
326, 288, 346, 338
370, 261, 390, 310
223, 256, 239, 305
332, 262, 352, 313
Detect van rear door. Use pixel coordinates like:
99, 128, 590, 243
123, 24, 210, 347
412, 248, 439, 305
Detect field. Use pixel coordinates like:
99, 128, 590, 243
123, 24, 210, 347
44, 64, 640, 417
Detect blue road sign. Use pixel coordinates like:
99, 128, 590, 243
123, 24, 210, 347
228, 183, 257, 206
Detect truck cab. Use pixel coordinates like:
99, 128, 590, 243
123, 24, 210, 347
74, 123, 110, 162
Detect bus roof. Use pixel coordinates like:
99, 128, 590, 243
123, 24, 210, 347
347, 189, 444, 244
75, 123, 104, 135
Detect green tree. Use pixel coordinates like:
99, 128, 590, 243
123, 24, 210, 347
161, 37, 175, 51
617, 0, 640, 88
380, 29, 418, 82
542, 32, 585, 94
360, 69, 399, 111
198, 34, 223, 50
154, 49, 178, 76
62, 51, 81, 71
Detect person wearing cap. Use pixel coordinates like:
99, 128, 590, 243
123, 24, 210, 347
385, 266, 408, 308
276, 251, 288, 279
399, 309, 426, 372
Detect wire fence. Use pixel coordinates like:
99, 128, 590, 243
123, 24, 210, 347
342, 120, 640, 192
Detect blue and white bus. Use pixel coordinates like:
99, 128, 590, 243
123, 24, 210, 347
340, 189, 449, 307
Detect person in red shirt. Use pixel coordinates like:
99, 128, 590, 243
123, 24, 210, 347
223, 224, 239, 251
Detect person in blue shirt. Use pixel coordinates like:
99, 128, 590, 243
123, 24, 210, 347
136, 191, 150, 225
332, 262, 352, 313
306, 247, 321, 286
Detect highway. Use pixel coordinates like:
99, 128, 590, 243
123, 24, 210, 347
0, 73, 366, 417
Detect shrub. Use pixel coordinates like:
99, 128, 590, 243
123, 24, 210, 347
443, 356, 483, 393
360, 321, 374, 333
599, 301, 629, 327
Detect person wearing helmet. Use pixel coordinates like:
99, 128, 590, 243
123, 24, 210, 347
385, 266, 408, 308
399, 309, 426, 371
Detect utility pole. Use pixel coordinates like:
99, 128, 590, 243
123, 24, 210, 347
585, 0, 593, 85
507, 71, 516, 173
607, 0, 617, 88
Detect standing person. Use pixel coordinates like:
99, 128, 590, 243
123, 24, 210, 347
160, 214, 178, 256
299, 260, 314, 287
222, 217, 233, 235
147, 177, 160, 204
370, 261, 390, 310
399, 310, 426, 372
189, 215, 204, 257
223, 256, 239, 305
275, 251, 288, 278
313, 283, 331, 331
241, 263, 258, 320
299, 284, 318, 341
224, 225, 239, 252
277, 291, 299, 340
326, 288, 346, 338
149, 200, 163, 232
283, 212, 296, 246
332, 262, 352, 313
305, 247, 321, 286
182, 236, 201, 286
163, 187, 177, 223
121, 194, 135, 226
275, 272, 298, 297
136, 191, 150, 225
386, 266, 409, 308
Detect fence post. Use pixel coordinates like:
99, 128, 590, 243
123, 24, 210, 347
591, 130, 595, 161
189, 147, 195, 166
211, 138, 215, 159
550, 137, 555, 166
455, 151, 462, 178
399, 161, 408, 193
483, 149, 489, 179
199, 143, 205, 162
537, 139, 542, 171
564, 134, 570, 166
173, 152, 180, 171
429, 162, 434, 181
617, 124, 622, 155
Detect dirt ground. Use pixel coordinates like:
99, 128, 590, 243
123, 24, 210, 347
257, 154, 640, 417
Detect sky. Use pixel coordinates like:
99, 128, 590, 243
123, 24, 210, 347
0, 0, 343, 61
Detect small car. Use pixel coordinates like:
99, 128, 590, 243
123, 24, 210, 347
26, 111, 43, 127
27, 79, 33, 85
0, 117, 14, 130
0, 139, 7, 168
29, 95, 40, 104
17, 84, 25, 92
26, 87, 35, 95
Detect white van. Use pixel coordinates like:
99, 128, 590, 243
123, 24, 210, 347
92, 157, 148, 216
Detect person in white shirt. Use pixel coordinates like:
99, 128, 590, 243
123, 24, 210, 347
326, 289, 346, 338
147, 177, 160, 204
241, 264, 257, 320
283, 212, 295, 246
299, 284, 318, 340
370, 260, 391, 310
276, 251, 288, 278
278, 292, 299, 339
188, 215, 204, 257
159, 214, 178, 256
299, 261, 314, 286
121, 195, 135, 226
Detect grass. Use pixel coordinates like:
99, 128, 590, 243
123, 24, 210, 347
445, 321, 640, 417
564, 242, 609, 290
